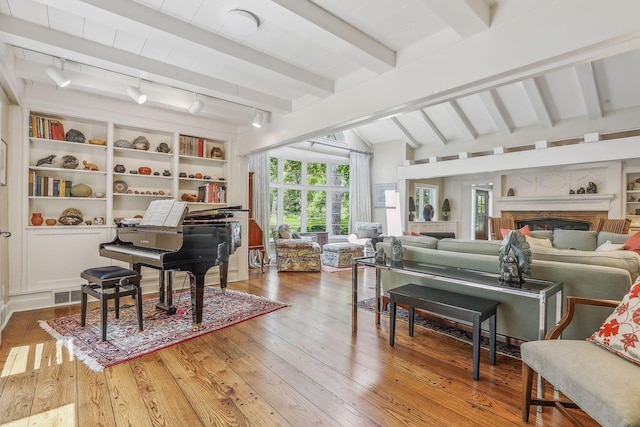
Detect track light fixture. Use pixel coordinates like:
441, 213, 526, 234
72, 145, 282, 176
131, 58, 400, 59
127, 79, 147, 104
45, 59, 70, 88
188, 93, 204, 115
252, 109, 266, 128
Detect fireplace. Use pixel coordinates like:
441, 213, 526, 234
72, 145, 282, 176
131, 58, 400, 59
515, 217, 590, 231
502, 211, 608, 231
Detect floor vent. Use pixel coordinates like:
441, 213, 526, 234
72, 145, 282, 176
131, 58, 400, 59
54, 290, 82, 304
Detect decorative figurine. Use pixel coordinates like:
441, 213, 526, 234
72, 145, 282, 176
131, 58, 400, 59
132, 136, 150, 150
82, 160, 99, 171
587, 182, 597, 193
577, 187, 586, 194
36, 154, 56, 166
65, 129, 86, 143
156, 142, 171, 153
61, 155, 79, 169
423, 204, 434, 221
499, 230, 531, 287
374, 247, 386, 264
114, 164, 126, 173
389, 236, 406, 263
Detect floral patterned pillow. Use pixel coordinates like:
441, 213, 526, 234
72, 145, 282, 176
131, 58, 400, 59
588, 279, 640, 365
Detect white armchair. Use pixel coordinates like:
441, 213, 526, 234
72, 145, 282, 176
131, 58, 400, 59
348, 222, 383, 252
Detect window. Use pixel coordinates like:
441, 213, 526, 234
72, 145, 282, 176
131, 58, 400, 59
415, 186, 438, 220
269, 157, 349, 235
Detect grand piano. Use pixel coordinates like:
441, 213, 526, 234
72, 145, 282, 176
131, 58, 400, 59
99, 201, 242, 329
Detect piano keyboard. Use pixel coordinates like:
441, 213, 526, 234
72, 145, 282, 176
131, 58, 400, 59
101, 244, 168, 260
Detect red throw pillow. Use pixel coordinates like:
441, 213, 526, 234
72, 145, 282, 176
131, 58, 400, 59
588, 276, 640, 365
624, 232, 640, 255
500, 225, 531, 239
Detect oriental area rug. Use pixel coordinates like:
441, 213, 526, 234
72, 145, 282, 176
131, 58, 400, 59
357, 297, 521, 359
40, 287, 288, 371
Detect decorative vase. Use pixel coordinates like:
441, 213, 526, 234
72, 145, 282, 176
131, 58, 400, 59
31, 212, 44, 226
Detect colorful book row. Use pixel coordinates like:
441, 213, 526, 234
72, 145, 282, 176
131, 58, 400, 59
29, 115, 65, 141
29, 171, 72, 197
197, 182, 226, 204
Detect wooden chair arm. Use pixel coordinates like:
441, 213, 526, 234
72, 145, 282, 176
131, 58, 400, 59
544, 296, 620, 340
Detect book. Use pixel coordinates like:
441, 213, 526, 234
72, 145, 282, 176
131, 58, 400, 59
139, 200, 188, 227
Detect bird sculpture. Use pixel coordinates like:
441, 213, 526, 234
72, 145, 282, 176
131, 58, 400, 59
499, 230, 531, 287
36, 154, 56, 166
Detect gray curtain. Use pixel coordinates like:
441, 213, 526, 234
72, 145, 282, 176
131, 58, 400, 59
348, 151, 372, 233
249, 152, 271, 267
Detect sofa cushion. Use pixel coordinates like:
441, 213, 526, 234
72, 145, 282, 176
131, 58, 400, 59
598, 231, 632, 247
529, 245, 640, 279
436, 239, 500, 256
525, 235, 553, 248
552, 230, 597, 251
529, 230, 554, 241
398, 235, 439, 249
588, 278, 640, 366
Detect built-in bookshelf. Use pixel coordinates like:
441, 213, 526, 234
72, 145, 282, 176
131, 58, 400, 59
26, 113, 230, 227
178, 133, 228, 208
27, 113, 109, 227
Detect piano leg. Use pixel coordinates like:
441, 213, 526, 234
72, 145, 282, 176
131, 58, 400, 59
156, 270, 177, 315
189, 272, 204, 331
219, 260, 229, 294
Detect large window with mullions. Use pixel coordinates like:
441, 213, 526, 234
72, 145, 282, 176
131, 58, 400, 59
269, 156, 349, 235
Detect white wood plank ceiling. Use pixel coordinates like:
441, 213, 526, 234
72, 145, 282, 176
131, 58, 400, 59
1, 0, 640, 156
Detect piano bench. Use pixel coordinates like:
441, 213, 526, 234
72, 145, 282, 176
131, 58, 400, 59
80, 266, 143, 341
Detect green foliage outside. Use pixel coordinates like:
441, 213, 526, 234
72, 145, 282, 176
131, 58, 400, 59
269, 158, 350, 234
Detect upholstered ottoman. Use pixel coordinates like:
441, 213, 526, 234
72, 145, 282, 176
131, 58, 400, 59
322, 242, 364, 268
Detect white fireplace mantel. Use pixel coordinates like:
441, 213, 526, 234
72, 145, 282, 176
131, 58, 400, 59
495, 194, 615, 212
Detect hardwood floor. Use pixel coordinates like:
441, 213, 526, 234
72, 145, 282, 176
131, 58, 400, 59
0, 266, 599, 426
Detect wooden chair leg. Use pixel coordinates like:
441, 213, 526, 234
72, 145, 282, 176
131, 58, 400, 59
100, 293, 108, 341
80, 287, 88, 327
135, 285, 144, 331
522, 362, 534, 422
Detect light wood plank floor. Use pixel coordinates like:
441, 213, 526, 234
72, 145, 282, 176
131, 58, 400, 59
0, 266, 599, 426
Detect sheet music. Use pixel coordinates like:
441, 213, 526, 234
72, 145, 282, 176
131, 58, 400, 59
139, 200, 188, 227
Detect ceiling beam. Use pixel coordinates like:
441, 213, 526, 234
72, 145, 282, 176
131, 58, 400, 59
0, 14, 292, 112
271, 0, 395, 73
350, 128, 373, 149
421, 0, 490, 38
447, 100, 477, 140
33, 0, 334, 97
391, 117, 420, 148
478, 90, 513, 135
575, 62, 603, 120
419, 110, 447, 145
522, 78, 553, 128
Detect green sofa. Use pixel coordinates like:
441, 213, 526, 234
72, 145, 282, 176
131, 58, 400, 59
377, 231, 640, 342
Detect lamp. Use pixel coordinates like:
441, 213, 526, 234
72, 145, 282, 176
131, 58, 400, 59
252, 110, 265, 128
127, 79, 147, 104
224, 9, 260, 37
188, 93, 204, 115
45, 61, 70, 88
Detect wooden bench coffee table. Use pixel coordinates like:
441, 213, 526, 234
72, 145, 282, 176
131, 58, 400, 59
389, 283, 500, 381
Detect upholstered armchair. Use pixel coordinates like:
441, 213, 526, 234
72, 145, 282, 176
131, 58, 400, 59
272, 224, 321, 272
347, 222, 383, 253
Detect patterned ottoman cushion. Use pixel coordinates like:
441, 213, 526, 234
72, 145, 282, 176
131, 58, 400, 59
322, 243, 364, 267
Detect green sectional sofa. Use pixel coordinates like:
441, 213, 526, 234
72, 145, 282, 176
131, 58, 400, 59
377, 230, 640, 342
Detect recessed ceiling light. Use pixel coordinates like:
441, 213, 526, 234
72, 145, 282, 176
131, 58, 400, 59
224, 9, 260, 38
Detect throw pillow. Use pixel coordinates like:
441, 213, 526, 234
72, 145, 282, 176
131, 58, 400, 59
277, 224, 292, 239
597, 231, 631, 247
500, 225, 531, 238
624, 232, 640, 255
525, 235, 553, 248
588, 278, 640, 365
596, 240, 625, 252
552, 229, 597, 251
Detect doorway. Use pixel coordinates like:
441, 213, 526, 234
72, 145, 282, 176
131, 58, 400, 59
471, 184, 492, 240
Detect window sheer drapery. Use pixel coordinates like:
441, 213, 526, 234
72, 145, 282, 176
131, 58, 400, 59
348, 151, 372, 233
249, 152, 271, 268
